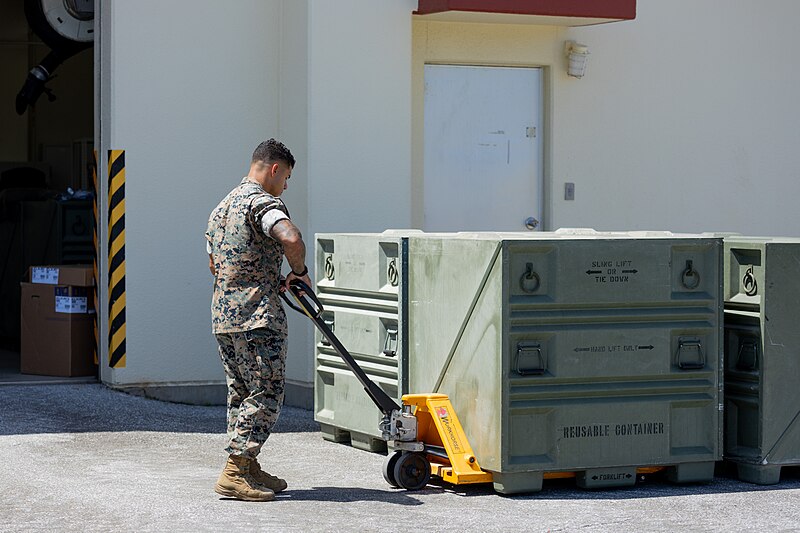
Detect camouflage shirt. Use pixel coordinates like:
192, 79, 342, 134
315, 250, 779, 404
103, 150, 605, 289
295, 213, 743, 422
206, 177, 289, 334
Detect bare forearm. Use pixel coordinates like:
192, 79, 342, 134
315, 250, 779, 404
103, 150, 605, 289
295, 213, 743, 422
271, 219, 307, 274
284, 239, 306, 274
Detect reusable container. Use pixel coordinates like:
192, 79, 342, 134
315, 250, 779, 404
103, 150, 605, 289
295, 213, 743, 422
315, 230, 724, 493
723, 237, 800, 484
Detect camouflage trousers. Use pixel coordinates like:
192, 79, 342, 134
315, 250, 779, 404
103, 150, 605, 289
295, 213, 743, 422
215, 327, 287, 458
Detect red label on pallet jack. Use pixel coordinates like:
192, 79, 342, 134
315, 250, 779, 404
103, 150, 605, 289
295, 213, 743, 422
436, 406, 449, 419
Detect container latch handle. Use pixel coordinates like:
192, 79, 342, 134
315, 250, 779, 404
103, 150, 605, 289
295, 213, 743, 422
516, 342, 546, 375
736, 337, 758, 371
677, 339, 705, 369
383, 327, 398, 357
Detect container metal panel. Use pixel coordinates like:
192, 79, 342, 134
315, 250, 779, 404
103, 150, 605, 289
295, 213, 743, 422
417, 241, 506, 470
723, 238, 800, 484
407, 234, 723, 489
313, 233, 409, 448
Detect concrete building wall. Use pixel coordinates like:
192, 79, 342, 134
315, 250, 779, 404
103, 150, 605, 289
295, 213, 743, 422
93, 0, 800, 405
414, 0, 800, 236
277, 1, 313, 402
97, 0, 284, 400
306, 0, 416, 236
294, 0, 416, 396
555, 0, 800, 235
95, 0, 415, 405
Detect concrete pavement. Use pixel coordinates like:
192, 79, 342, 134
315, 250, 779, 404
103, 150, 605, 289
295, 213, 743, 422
1, 383, 799, 532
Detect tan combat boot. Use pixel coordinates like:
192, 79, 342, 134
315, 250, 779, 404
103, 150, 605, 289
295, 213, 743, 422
214, 455, 275, 501
250, 458, 288, 493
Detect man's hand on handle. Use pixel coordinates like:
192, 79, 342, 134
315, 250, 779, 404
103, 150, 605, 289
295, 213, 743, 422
282, 271, 312, 294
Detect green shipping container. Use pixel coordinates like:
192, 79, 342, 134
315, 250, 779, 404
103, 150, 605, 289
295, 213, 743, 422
314, 232, 414, 452
723, 237, 800, 484
315, 230, 724, 493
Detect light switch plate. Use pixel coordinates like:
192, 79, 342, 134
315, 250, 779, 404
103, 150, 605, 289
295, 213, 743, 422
565, 182, 575, 201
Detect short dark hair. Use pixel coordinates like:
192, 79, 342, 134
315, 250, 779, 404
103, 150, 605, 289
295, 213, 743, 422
251, 138, 295, 168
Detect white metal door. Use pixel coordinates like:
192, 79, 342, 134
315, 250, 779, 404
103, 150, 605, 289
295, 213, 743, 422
423, 65, 543, 232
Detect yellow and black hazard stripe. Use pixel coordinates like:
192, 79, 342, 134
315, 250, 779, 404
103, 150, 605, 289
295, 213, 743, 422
108, 150, 126, 368
92, 150, 99, 365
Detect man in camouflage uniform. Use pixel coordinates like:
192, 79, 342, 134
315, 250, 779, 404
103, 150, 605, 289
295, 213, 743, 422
206, 138, 311, 502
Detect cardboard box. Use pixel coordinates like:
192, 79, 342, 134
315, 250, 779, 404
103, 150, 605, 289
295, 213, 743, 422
29, 264, 94, 287
20, 265, 96, 377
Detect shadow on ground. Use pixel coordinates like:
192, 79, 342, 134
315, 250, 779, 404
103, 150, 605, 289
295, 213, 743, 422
0, 383, 317, 435
273, 486, 430, 505
422, 465, 800, 500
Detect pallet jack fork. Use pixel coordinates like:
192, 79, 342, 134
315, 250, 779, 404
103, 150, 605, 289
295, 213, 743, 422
282, 280, 492, 490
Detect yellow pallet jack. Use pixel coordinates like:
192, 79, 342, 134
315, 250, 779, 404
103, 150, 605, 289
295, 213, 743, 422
282, 280, 493, 490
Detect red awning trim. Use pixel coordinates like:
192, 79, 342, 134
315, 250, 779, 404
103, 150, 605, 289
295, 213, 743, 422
416, 0, 636, 21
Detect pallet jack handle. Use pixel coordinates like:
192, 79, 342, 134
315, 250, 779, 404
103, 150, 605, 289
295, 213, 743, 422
281, 279, 403, 416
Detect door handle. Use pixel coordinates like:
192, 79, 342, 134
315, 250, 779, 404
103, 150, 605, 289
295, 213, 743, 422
524, 217, 539, 230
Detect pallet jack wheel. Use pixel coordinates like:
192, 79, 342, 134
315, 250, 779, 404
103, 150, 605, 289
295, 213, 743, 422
383, 451, 402, 488
393, 452, 431, 491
